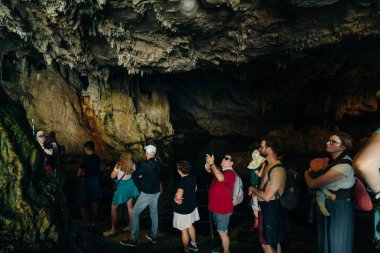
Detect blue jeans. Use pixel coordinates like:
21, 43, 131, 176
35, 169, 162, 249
130, 192, 160, 241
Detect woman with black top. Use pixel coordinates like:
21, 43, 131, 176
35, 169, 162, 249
173, 160, 200, 253
304, 132, 355, 253
76, 141, 102, 226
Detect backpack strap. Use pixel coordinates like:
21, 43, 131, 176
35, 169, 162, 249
222, 168, 235, 200
267, 162, 284, 182
266, 162, 284, 199
323, 158, 352, 174
114, 172, 126, 189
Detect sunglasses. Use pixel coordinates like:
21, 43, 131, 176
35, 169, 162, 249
326, 139, 341, 145
224, 157, 232, 161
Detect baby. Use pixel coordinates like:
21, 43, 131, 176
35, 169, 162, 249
309, 157, 336, 216
247, 149, 266, 229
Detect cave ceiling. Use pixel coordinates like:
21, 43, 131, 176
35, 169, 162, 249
0, 0, 380, 74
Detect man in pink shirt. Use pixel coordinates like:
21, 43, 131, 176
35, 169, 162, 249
206, 154, 236, 253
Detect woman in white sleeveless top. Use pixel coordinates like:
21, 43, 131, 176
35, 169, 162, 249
103, 151, 139, 237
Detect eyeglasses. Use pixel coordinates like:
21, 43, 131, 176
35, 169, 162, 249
326, 139, 341, 145
224, 157, 232, 161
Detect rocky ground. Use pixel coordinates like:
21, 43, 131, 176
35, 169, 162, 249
73, 208, 376, 253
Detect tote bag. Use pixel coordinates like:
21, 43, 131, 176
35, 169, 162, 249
352, 178, 373, 211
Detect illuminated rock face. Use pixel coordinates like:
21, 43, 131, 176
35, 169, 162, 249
1, 61, 174, 155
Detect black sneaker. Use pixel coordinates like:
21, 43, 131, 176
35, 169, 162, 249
188, 242, 199, 252
145, 234, 158, 244
120, 239, 137, 247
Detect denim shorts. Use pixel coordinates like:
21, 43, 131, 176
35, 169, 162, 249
213, 212, 232, 233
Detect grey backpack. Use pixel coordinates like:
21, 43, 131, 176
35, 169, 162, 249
224, 169, 244, 206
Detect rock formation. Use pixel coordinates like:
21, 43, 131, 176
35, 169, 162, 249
0, 87, 75, 252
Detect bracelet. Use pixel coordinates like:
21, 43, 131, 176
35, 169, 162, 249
209, 163, 215, 167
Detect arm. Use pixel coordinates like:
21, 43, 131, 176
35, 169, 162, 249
174, 188, 184, 204
353, 133, 380, 197
206, 154, 224, 182
135, 163, 144, 178
40, 143, 53, 155
77, 168, 84, 177
43, 148, 53, 156
255, 163, 265, 177
249, 167, 285, 202
110, 165, 120, 179
304, 168, 345, 189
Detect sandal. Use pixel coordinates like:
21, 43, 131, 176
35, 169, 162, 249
121, 226, 131, 232
103, 229, 116, 237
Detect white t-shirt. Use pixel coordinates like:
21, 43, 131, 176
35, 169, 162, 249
324, 156, 355, 191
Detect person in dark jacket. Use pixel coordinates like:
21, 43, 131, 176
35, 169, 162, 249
120, 145, 162, 247
76, 140, 102, 226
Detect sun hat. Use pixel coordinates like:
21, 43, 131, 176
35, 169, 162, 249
247, 149, 266, 170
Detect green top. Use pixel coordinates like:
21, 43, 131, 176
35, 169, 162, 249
250, 169, 260, 186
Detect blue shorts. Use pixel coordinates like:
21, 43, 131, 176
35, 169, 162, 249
375, 128, 380, 134
213, 212, 232, 233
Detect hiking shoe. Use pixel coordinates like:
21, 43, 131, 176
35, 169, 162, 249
120, 239, 137, 247
145, 234, 158, 244
188, 242, 199, 252
102, 229, 116, 237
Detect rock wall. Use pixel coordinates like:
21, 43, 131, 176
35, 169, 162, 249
1, 55, 174, 155
0, 87, 74, 252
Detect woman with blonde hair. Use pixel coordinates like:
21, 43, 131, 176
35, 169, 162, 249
103, 151, 140, 237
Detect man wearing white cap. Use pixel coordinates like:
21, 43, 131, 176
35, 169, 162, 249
120, 144, 161, 247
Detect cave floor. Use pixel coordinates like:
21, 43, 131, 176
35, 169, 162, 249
75, 210, 376, 253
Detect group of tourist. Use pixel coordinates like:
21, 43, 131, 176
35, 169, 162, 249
35, 128, 380, 253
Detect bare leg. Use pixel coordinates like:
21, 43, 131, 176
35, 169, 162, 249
110, 205, 118, 231
181, 228, 190, 248
80, 206, 88, 224
126, 198, 134, 229
353, 133, 380, 194
188, 225, 197, 244
90, 201, 99, 224
277, 242, 281, 253
262, 244, 276, 253
219, 231, 229, 253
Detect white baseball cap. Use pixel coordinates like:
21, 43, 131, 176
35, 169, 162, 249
144, 145, 157, 155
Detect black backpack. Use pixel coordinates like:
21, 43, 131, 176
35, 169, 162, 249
268, 164, 300, 210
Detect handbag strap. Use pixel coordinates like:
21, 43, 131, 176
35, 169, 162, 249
115, 172, 126, 188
